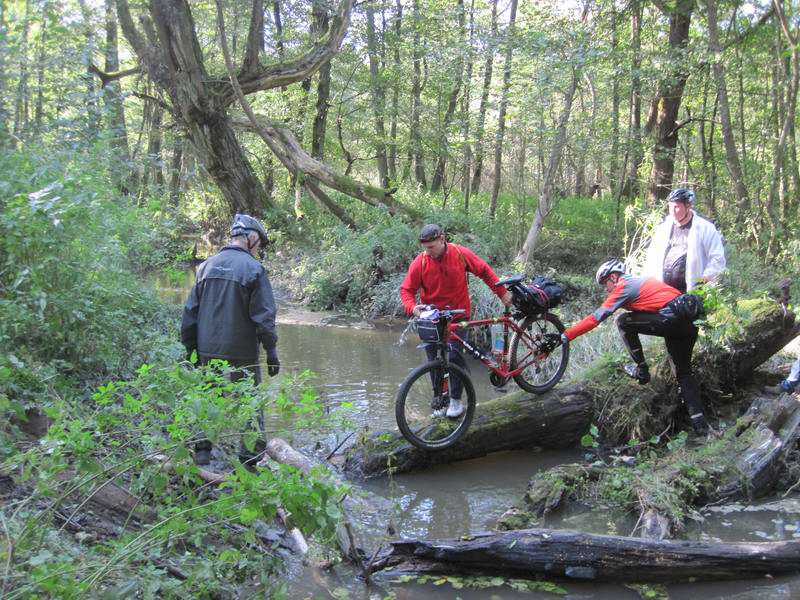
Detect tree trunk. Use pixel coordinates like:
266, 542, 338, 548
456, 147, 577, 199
470, 0, 498, 194
369, 529, 800, 583
13, 0, 30, 138
365, 2, 390, 188
169, 137, 183, 206
0, 0, 8, 143
706, 0, 750, 217
409, 0, 427, 187
103, 0, 131, 168
387, 0, 402, 181
767, 2, 799, 253
460, 0, 475, 213
622, 0, 643, 199
516, 67, 581, 265
33, 1, 47, 132
488, 0, 517, 218
143, 104, 164, 188
77, 0, 99, 139
610, 7, 620, 196
342, 299, 798, 478
646, 0, 694, 203
310, 2, 331, 160
430, 0, 465, 194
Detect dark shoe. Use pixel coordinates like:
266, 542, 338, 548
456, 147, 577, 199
690, 413, 709, 436
194, 448, 211, 466
623, 364, 650, 385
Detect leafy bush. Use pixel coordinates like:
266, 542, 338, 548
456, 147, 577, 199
1, 361, 346, 598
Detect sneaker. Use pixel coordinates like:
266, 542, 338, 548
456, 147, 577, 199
431, 396, 447, 418
446, 399, 464, 419
194, 448, 211, 466
623, 364, 651, 385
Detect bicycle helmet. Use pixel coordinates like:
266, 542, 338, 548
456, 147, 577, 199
230, 214, 268, 245
666, 188, 695, 204
595, 258, 626, 285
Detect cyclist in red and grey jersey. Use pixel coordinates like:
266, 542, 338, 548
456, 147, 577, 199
553, 258, 711, 435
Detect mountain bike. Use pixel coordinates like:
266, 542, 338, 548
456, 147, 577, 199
395, 275, 569, 450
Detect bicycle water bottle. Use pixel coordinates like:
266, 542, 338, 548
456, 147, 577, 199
491, 323, 504, 364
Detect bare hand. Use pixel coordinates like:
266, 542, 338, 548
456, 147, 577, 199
412, 304, 428, 317
500, 291, 514, 307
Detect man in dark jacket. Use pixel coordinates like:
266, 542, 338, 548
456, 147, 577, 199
181, 214, 279, 466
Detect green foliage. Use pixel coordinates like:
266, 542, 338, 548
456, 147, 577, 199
1, 361, 346, 598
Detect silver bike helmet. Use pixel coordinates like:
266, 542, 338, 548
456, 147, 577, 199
595, 258, 626, 285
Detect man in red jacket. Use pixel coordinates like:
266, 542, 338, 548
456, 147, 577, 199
400, 224, 513, 418
548, 258, 711, 435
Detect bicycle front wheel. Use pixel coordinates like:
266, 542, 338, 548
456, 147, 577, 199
395, 360, 476, 451
510, 313, 569, 394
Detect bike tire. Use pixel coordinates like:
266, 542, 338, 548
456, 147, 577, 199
395, 360, 476, 451
510, 313, 569, 394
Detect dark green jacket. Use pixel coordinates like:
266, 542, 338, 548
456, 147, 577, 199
181, 246, 277, 362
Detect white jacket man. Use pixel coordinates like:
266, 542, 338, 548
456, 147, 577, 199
643, 188, 726, 292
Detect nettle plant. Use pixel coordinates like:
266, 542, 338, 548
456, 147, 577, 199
1, 361, 350, 598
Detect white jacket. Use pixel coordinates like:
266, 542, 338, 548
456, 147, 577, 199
642, 210, 726, 291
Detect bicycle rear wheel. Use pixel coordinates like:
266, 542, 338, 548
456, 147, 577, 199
395, 360, 476, 451
510, 313, 569, 394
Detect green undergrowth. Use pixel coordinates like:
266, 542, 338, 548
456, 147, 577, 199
1, 361, 349, 598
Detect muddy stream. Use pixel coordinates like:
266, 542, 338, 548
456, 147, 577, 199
155, 271, 800, 599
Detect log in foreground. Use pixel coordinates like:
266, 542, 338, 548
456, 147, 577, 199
370, 528, 800, 583
343, 383, 593, 478
343, 299, 797, 478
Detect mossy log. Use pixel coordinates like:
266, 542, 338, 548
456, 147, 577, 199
343, 384, 593, 478
497, 388, 800, 538
368, 528, 800, 583
343, 299, 798, 478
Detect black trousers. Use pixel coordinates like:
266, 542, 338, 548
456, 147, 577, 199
195, 356, 265, 460
615, 311, 705, 417
424, 342, 468, 401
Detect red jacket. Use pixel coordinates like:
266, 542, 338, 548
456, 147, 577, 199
400, 243, 507, 316
565, 275, 681, 340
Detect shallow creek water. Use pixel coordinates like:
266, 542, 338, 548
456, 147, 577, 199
156, 271, 800, 599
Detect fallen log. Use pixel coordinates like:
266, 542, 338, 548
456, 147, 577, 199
343, 384, 593, 478
369, 528, 800, 583
343, 298, 798, 477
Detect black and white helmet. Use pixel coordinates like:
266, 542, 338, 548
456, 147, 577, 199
230, 214, 268, 245
595, 258, 626, 285
666, 188, 695, 204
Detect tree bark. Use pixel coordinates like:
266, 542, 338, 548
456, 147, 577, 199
370, 528, 800, 583
610, 7, 620, 196
488, 0, 517, 218
471, 0, 498, 194
33, 1, 47, 132
706, 0, 750, 217
13, 0, 30, 138
430, 0, 465, 194
767, 1, 799, 252
646, 0, 694, 203
622, 0, 643, 199
342, 299, 798, 478
169, 137, 183, 205
460, 0, 475, 213
103, 0, 131, 169
365, 2, 390, 188
0, 0, 8, 143
409, 0, 427, 187
387, 0, 402, 181
310, 0, 331, 160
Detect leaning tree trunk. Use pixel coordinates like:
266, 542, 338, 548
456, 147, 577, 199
369, 528, 800, 583
342, 298, 798, 478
